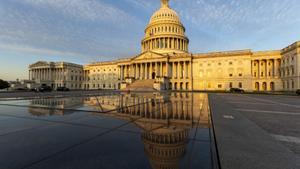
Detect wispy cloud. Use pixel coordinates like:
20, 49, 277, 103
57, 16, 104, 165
22, 0, 138, 24
0, 43, 88, 58
174, 0, 299, 33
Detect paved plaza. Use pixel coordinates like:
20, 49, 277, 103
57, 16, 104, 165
210, 93, 300, 169
0, 91, 299, 169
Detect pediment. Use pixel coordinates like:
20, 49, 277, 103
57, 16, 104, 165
133, 51, 167, 61
30, 61, 50, 68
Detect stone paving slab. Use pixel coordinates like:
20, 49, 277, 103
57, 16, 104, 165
209, 94, 299, 169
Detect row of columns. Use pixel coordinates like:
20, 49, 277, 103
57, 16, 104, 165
29, 68, 65, 81
119, 61, 192, 81
142, 37, 188, 52
281, 66, 295, 77
171, 61, 191, 79
251, 59, 280, 78
118, 97, 192, 121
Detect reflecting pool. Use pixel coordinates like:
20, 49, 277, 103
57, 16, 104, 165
0, 92, 214, 169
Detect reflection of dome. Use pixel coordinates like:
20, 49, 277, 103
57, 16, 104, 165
142, 126, 189, 169
141, 0, 189, 54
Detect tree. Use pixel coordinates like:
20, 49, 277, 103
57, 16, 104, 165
0, 79, 10, 89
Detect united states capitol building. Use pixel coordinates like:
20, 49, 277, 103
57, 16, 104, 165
29, 0, 300, 92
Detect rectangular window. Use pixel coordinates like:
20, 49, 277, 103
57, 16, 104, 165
218, 84, 222, 89
229, 82, 233, 88
239, 73, 242, 77
229, 74, 233, 77
239, 82, 243, 88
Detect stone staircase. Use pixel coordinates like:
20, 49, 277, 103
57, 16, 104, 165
125, 79, 156, 91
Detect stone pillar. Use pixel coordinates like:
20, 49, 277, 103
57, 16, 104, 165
139, 63, 142, 79
189, 61, 192, 80
40, 69, 42, 80
274, 59, 278, 77
143, 63, 146, 79
160, 62, 163, 77
184, 61, 187, 79
45, 69, 47, 80
121, 66, 124, 80
251, 60, 254, 77
265, 60, 268, 78
166, 62, 170, 78
118, 66, 121, 80
258, 60, 260, 78
48, 68, 50, 80
135, 64, 138, 79
172, 62, 175, 79
145, 63, 148, 79
155, 62, 158, 77
177, 62, 179, 79
150, 62, 153, 79
179, 62, 182, 78
42, 69, 44, 80
124, 66, 127, 79
138, 63, 141, 79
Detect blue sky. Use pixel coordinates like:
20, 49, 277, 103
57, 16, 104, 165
0, 0, 299, 81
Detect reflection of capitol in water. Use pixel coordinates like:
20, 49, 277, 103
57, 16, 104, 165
88, 93, 210, 169
28, 93, 209, 169
29, 97, 84, 116
142, 127, 189, 169
86, 93, 209, 125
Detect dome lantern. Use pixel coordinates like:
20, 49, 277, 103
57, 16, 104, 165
161, 0, 169, 7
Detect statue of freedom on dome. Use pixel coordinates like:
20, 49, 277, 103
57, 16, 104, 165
161, 0, 170, 7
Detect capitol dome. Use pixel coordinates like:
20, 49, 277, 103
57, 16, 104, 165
141, 0, 189, 54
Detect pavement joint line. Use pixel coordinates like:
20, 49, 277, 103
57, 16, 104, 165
242, 95, 300, 108
20, 100, 167, 169
208, 94, 222, 169
0, 99, 153, 116
228, 101, 275, 105
271, 134, 300, 144
235, 108, 300, 116
0, 103, 159, 134
20, 116, 144, 169
185, 95, 211, 169
0, 114, 90, 137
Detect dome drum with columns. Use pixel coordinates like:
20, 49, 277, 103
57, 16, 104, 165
141, 0, 189, 54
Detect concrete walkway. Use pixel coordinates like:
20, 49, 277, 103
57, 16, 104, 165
209, 94, 299, 169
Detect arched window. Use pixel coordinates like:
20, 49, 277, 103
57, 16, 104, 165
255, 82, 260, 91
262, 82, 267, 91
270, 82, 275, 91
